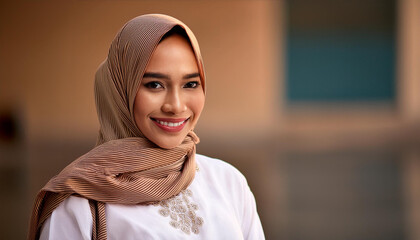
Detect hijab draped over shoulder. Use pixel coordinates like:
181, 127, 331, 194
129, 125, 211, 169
28, 14, 206, 240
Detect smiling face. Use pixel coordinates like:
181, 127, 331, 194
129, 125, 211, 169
133, 34, 205, 149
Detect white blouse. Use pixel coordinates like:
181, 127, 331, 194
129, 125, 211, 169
40, 154, 265, 240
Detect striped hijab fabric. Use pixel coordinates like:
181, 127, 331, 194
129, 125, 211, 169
28, 14, 205, 240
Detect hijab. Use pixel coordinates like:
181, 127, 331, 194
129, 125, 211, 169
28, 14, 206, 240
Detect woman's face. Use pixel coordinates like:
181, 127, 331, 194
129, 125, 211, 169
134, 34, 205, 149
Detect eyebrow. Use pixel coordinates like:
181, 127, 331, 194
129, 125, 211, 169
143, 72, 170, 80
183, 72, 200, 79
143, 72, 200, 80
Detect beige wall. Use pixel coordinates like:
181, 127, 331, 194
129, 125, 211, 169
398, 1, 420, 240
0, 0, 280, 141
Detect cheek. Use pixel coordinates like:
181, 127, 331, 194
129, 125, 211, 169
134, 92, 157, 127
189, 92, 205, 119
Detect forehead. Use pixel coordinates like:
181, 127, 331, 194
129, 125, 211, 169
145, 34, 198, 71
156, 34, 195, 54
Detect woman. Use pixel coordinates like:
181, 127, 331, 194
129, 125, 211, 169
28, 14, 264, 240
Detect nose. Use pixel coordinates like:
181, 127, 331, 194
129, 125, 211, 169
161, 89, 187, 114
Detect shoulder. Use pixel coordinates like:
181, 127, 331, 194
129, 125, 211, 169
52, 195, 92, 223
62, 195, 90, 208
40, 196, 92, 240
196, 154, 244, 175
195, 153, 248, 185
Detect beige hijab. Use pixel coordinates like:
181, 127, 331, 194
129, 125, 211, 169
28, 14, 205, 240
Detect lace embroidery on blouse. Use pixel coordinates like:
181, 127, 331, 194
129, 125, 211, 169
156, 189, 204, 234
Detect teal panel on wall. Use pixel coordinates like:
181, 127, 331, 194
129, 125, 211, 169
286, 0, 396, 103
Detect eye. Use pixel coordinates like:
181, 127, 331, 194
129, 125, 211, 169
184, 81, 200, 89
144, 81, 163, 89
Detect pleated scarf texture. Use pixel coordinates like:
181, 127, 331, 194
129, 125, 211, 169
28, 14, 205, 240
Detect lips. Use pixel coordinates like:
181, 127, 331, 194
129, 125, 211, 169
151, 117, 189, 132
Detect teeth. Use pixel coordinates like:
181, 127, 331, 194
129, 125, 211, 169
157, 120, 185, 127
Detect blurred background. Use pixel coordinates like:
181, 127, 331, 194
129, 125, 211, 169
1, 0, 419, 239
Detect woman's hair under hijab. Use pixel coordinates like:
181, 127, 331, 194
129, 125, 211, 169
160, 25, 191, 44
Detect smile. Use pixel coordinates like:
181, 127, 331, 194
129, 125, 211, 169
151, 118, 189, 132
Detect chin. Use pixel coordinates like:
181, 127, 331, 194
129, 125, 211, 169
154, 139, 184, 149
